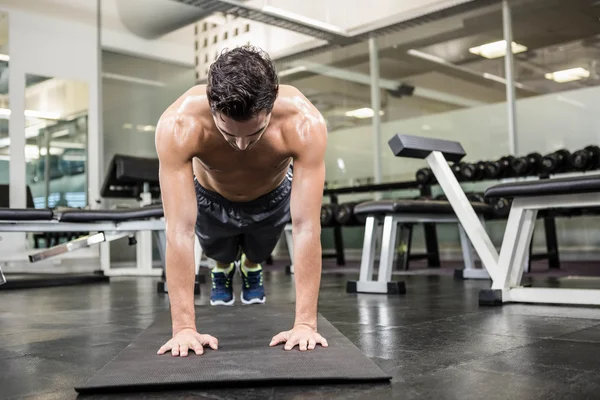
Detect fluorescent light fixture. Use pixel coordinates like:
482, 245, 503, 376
0, 54, 9, 62
421, 125, 432, 131
51, 129, 70, 138
25, 110, 61, 120
136, 124, 156, 132
278, 65, 307, 77
337, 158, 346, 171
262, 5, 345, 33
102, 72, 166, 88
344, 108, 384, 119
407, 49, 449, 65
0, 108, 61, 120
122, 123, 133, 130
469, 40, 527, 59
545, 67, 590, 83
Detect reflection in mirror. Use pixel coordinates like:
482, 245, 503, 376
0, 11, 9, 196
24, 74, 88, 209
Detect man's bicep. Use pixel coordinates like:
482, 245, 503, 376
289, 122, 327, 228
159, 159, 197, 235
156, 124, 198, 236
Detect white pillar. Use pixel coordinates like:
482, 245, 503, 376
369, 37, 383, 196
503, 0, 517, 155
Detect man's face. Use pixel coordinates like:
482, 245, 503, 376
213, 111, 271, 151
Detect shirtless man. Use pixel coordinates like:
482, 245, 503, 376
154, 46, 329, 357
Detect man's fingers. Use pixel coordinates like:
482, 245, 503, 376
284, 337, 298, 351
308, 338, 316, 350
180, 343, 190, 357
157, 343, 172, 355
299, 339, 308, 351
206, 336, 219, 350
171, 344, 180, 357
320, 336, 329, 348
192, 339, 204, 356
270, 332, 288, 347
200, 334, 218, 350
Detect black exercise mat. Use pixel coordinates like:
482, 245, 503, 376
75, 305, 390, 394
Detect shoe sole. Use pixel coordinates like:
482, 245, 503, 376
210, 294, 235, 306
241, 296, 266, 305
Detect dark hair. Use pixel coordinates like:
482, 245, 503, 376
207, 45, 279, 121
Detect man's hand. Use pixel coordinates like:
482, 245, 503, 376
269, 324, 329, 351
157, 328, 218, 357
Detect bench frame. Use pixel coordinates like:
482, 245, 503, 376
423, 144, 600, 306
348, 212, 488, 294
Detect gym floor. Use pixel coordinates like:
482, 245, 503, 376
3, 262, 600, 399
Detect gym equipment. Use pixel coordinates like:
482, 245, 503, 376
74, 305, 391, 394
466, 193, 486, 204
571, 145, 600, 171
320, 204, 338, 226
511, 152, 542, 176
415, 167, 435, 184
492, 197, 512, 218
389, 133, 600, 307
482, 161, 501, 180
460, 162, 485, 181
450, 162, 463, 181
540, 149, 571, 174
0, 154, 173, 290
334, 202, 362, 225
346, 198, 492, 294
496, 155, 516, 178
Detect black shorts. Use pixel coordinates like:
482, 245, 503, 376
194, 169, 292, 264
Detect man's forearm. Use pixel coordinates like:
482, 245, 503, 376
291, 227, 322, 329
165, 233, 197, 333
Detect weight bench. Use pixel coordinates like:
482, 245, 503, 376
388, 133, 600, 307
346, 198, 492, 294
0, 205, 165, 288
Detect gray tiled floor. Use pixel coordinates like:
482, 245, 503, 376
2, 267, 600, 399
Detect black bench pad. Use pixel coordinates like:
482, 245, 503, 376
354, 199, 491, 215
57, 205, 164, 222
485, 174, 600, 199
0, 208, 54, 221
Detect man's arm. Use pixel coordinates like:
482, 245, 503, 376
155, 115, 199, 334
289, 114, 328, 330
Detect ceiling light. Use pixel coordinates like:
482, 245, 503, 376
345, 108, 384, 119
24, 110, 61, 120
0, 108, 61, 120
469, 40, 527, 59
278, 66, 307, 77
0, 54, 8, 62
544, 67, 590, 83
262, 5, 345, 33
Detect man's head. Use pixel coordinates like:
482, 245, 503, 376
207, 45, 279, 151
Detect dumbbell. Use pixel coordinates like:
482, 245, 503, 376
496, 155, 516, 178
570, 145, 600, 171
511, 152, 542, 176
434, 194, 448, 201
482, 161, 501, 180
540, 149, 571, 174
334, 202, 361, 225
415, 168, 436, 185
460, 162, 486, 181
450, 162, 464, 181
466, 193, 486, 203
492, 198, 512, 217
320, 204, 338, 226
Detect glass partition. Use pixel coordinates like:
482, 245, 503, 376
24, 74, 89, 209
